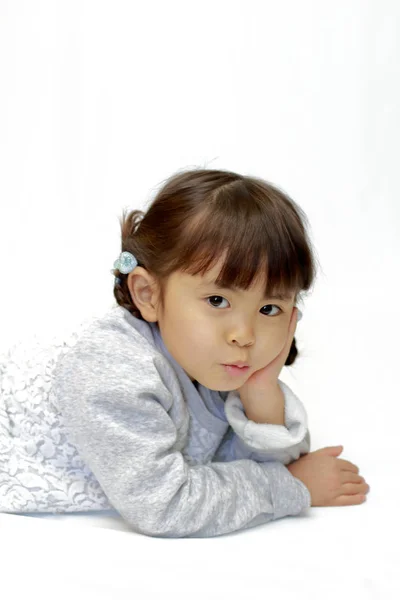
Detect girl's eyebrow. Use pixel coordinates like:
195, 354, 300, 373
196, 280, 292, 301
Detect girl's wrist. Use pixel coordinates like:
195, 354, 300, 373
240, 383, 285, 425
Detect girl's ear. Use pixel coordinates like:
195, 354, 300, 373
285, 336, 298, 366
127, 267, 161, 323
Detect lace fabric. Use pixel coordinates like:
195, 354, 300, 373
0, 322, 112, 513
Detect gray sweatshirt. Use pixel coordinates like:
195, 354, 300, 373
0, 305, 311, 538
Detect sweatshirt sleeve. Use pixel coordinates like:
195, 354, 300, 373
213, 379, 311, 465
53, 345, 310, 539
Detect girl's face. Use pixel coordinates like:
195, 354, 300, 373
156, 257, 297, 391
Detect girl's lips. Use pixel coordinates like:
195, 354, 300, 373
222, 364, 250, 376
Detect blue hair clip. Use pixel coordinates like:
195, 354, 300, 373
111, 251, 138, 286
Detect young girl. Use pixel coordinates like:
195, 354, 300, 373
0, 168, 369, 538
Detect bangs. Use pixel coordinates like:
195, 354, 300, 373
172, 179, 311, 300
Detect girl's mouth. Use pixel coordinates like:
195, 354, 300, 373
222, 364, 250, 376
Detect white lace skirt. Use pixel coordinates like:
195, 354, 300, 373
0, 329, 112, 514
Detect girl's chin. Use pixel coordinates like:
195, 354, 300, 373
191, 367, 250, 391
194, 378, 243, 393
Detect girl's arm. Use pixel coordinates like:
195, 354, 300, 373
53, 350, 310, 539
213, 379, 311, 464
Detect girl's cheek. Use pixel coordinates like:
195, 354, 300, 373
196, 325, 216, 348
262, 331, 285, 354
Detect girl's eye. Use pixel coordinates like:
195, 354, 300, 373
205, 296, 282, 316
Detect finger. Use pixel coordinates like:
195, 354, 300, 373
341, 472, 365, 484
280, 308, 299, 359
337, 459, 360, 474
329, 494, 366, 506
287, 307, 298, 338
340, 481, 370, 495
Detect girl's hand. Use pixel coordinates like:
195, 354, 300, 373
238, 306, 299, 395
287, 445, 370, 507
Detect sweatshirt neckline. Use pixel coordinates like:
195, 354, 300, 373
148, 322, 228, 434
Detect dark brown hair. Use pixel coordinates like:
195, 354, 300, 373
113, 168, 320, 366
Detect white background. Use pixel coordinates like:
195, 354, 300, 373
0, 1, 399, 598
